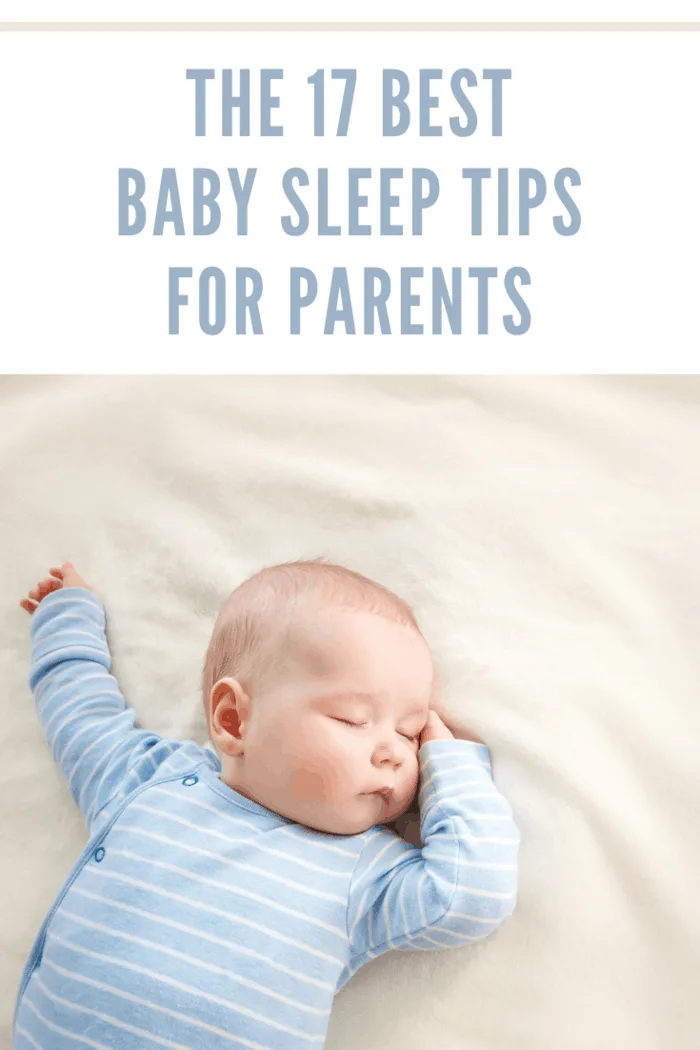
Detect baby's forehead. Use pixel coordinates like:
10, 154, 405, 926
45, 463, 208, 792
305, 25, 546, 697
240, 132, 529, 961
283, 621, 339, 677
279, 601, 352, 674
281, 600, 433, 684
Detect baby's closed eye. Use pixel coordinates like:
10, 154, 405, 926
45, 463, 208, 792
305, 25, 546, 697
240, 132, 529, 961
331, 717, 418, 742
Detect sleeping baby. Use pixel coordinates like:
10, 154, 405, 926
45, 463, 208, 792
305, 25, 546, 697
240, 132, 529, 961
14, 558, 520, 1049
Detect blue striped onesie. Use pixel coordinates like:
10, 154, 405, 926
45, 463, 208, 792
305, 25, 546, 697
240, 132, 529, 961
14, 588, 520, 1050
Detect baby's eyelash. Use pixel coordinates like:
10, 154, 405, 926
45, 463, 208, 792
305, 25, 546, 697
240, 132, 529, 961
332, 718, 418, 741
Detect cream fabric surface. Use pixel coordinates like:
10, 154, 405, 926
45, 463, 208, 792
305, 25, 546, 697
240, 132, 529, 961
1, 375, 698, 1050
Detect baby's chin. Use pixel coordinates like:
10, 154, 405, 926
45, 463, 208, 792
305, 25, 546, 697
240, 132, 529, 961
300, 795, 411, 837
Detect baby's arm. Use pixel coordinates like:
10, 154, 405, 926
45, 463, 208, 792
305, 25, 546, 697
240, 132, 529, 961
20, 563, 185, 833
345, 712, 520, 972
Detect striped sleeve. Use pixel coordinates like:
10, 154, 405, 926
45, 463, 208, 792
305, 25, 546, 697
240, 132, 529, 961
346, 739, 520, 966
29, 587, 185, 834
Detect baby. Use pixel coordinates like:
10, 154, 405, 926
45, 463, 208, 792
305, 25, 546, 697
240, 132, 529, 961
14, 559, 520, 1050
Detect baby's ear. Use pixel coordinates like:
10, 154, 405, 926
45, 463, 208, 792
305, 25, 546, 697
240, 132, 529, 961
209, 677, 249, 755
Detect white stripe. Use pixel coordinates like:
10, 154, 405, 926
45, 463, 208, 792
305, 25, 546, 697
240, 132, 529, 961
39, 592, 102, 609
78, 733, 131, 809
381, 887, 391, 946
14, 1024, 44, 1050
48, 705, 120, 748
363, 842, 413, 883
35, 628, 101, 647
37, 611, 102, 631
420, 926, 483, 943
109, 743, 182, 807
48, 933, 327, 1041
107, 847, 347, 938
349, 886, 371, 942
420, 764, 491, 792
57, 911, 329, 1015
241, 838, 354, 876
88, 742, 142, 820
160, 742, 176, 756
146, 792, 353, 876
36, 970, 270, 1050
361, 834, 405, 879
422, 756, 492, 771
71, 886, 335, 991
405, 936, 432, 953
423, 757, 491, 773
431, 813, 516, 822
458, 835, 520, 845
450, 911, 504, 924
416, 871, 428, 927
113, 823, 348, 904
65, 722, 125, 790
149, 787, 278, 833
419, 768, 491, 789
49, 705, 117, 747
348, 836, 409, 941
22, 996, 114, 1050
84, 866, 345, 964
433, 789, 506, 804
424, 855, 517, 870
37, 672, 113, 713
147, 789, 265, 831
37, 594, 103, 618
430, 870, 457, 894
279, 825, 359, 857
399, 877, 410, 942
415, 933, 450, 947
421, 741, 489, 755
454, 883, 517, 900
61, 719, 118, 779
34, 677, 51, 704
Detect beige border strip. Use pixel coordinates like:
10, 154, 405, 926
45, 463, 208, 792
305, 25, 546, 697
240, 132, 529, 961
0, 22, 698, 31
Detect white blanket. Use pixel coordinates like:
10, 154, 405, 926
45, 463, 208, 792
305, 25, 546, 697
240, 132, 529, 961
1, 375, 698, 1050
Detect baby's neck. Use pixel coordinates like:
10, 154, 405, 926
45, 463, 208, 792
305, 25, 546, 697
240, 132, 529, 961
218, 756, 272, 812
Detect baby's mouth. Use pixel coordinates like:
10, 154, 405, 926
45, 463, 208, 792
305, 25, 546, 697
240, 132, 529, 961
365, 789, 392, 804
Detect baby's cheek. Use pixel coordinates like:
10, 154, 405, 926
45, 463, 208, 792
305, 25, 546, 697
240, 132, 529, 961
402, 760, 421, 802
288, 740, 340, 804
289, 765, 332, 803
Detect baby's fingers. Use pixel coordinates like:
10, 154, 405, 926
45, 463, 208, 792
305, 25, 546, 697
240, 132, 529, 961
28, 576, 62, 602
19, 598, 38, 615
420, 710, 455, 745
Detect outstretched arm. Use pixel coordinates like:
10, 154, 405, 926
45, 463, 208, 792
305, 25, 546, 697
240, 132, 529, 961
21, 563, 185, 833
345, 712, 520, 975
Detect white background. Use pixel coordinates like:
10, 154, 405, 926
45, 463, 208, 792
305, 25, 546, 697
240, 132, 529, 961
1, 2, 699, 23
0, 26, 698, 372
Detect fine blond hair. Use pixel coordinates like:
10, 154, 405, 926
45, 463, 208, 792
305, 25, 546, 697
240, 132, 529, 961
201, 558, 420, 716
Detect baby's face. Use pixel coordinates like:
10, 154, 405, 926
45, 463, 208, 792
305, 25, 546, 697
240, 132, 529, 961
236, 604, 434, 835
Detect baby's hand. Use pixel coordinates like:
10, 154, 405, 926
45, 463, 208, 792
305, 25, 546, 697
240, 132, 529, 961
420, 710, 455, 746
420, 708, 485, 747
19, 562, 90, 615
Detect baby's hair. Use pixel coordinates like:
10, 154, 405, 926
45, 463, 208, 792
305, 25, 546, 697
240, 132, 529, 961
201, 558, 421, 716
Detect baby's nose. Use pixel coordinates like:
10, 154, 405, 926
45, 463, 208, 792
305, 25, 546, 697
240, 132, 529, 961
373, 741, 401, 766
